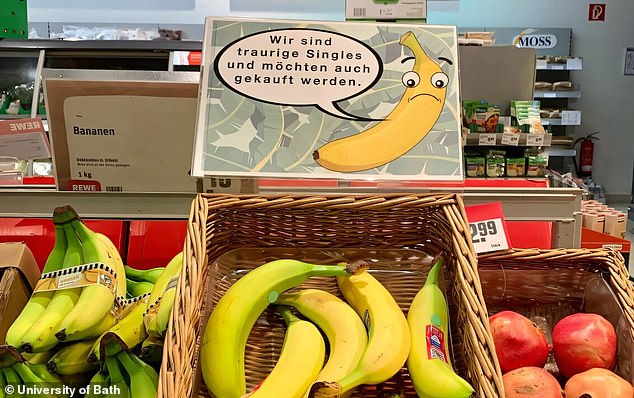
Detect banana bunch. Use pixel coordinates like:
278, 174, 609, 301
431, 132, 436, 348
201, 255, 475, 398
143, 252, 183, 338
6, 205, 126, 354
84, 351, 158, 398
200, 259, 364, 398
0, 345, 66, 398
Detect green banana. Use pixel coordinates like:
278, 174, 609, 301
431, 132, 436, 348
152, 285, 176, 338
12, 361, 45, 383
139, 336, 164, 366
47, 339, 99, 376
200, 259, 363, 398
55, 219, 125, 343
126, 279, 154, 298
85, 371, 110, 398
25, 362, 63, 384
89, 298, 149, 364
2, 366, 20, 393
105, 356, 131, 398
144, 252, 183, 338
0, 368, 6, 398
20, 223, 83, 353
124, 265, 165, 284
407, 257, 474, 398
23, 350, 54, 365
116, 351, 158, 398
5, 224, 67, 349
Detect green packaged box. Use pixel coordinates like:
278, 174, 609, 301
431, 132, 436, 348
486, 152, 505, 178
506, 158, 526, 177
526, 155, 548, 177
465, 157, 485, 177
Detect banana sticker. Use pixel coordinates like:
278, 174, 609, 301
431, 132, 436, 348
313, 31, 449, 173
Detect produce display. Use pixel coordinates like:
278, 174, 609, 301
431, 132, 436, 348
200, 254, 475, 398
490, 309, 632, 397
0, 205, 182, 398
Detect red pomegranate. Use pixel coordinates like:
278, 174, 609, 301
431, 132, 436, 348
503, 366, 563, 397
489, 311, 549, 373
565, 368, 633, 398
552, 313, 617, 379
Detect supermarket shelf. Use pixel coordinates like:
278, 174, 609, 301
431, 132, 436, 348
542, 118, 581, 126
464, 133, 552, 147
0, 189, 195, 219
536, 58, 583, 70
0, 39, 202, 52
547, 148, 577, 157
535, 90, 581, 99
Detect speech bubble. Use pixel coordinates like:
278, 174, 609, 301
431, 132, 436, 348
213, 28, 383, 120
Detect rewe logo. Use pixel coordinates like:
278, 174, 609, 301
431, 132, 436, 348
513, 34, 557, 49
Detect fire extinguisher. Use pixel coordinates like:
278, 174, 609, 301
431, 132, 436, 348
575, 132, 599, 177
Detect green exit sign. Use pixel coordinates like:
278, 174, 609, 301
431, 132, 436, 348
1, 0, 28, 39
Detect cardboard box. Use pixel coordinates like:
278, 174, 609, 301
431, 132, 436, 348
0, 242, 40, 344
345, 0, 426, 20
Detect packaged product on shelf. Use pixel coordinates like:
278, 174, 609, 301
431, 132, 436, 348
603, 211, 626, 238
486, 149, 505, 178
505, 157, 526, 177
465, 156, 485, 177
461, 100, 488, 129
511, 100, 546, 134
525, 148, 548, 177
582, 211, 605, 233
473, 104, 500, 134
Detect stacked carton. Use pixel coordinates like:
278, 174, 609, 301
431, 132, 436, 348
581, 200, 627, 239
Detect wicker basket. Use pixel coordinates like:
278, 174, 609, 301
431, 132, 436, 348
158, 193, 504, 398
478, 248, 634, 384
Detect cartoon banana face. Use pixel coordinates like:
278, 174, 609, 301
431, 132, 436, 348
313, 31, 449, 173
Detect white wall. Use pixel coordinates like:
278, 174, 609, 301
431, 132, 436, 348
27, 0, 634, 196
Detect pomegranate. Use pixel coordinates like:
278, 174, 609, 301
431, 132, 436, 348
564, 368, 633, 398
489, 311, 549, 373
552, 313, 616, 378
503, 366, 563, 397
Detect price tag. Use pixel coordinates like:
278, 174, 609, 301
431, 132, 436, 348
465, 202, 510, 254
501, 133, 520, 146
550, 64, 565, 70
541, 92, 557, 98
561, 110, 581, 125
526, 134, 545, 146
566, 58, 583, 70
536, 59, 547, 69
478, 133, 497, 146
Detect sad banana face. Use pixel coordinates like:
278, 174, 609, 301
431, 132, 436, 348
314, 31, 450, 173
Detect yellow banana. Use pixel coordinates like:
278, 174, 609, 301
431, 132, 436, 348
24, 362, 63, 384
22, 350, 54, 365
152, 285, 176, 338
311, 270, 410, 397
47, 339, 99, 376
5, 224, 67, 349
313, 31, 449, 172
55, 219, 125, 342
201, 259, 364, 398
407, 257, 474, 398
20, 223, 83, 353
276, 289, 367, 386
126, 279, 154, 298
243, 306, 325, 398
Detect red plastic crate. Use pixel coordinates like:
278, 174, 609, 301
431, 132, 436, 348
126, 220, 187, 269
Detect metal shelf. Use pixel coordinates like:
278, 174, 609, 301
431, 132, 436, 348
0, 189, 195, 219
464, 133, 552, 147
547, 148, 577, 157
535, 90, 581, 99
0, 39, 203, 52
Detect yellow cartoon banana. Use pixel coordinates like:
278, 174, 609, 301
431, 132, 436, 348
313, 31, 449, 172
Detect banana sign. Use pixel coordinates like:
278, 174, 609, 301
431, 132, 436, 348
193, 17, 463, 181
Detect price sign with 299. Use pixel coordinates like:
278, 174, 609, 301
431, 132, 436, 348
468, 218, 508, 253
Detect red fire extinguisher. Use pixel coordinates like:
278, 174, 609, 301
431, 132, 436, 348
575, 132, 599, 177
